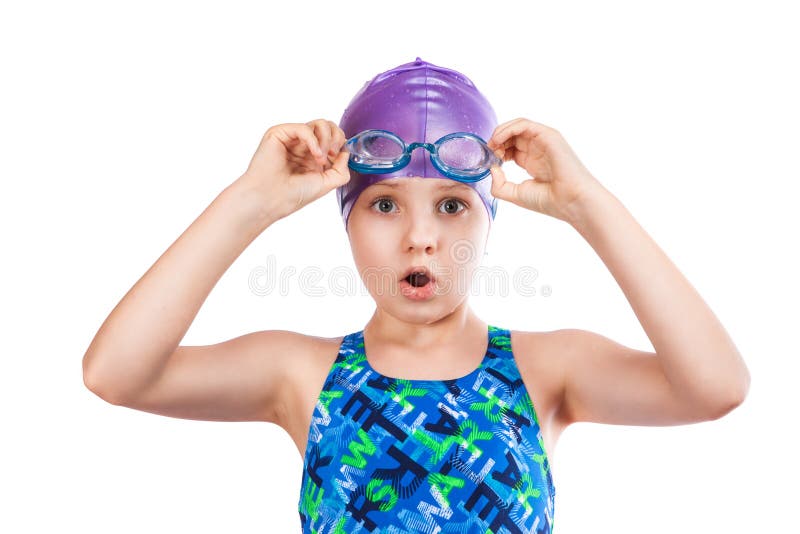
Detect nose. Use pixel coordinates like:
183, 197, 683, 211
402, 210, 437, 255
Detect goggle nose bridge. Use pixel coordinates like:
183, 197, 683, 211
405, 141, 437, 155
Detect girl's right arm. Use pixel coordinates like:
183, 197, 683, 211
82, 120, 350, 423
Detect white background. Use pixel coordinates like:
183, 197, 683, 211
2, 0, 796, 532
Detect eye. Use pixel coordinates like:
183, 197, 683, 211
438, 198, 467, 215
370, 197, 397, 213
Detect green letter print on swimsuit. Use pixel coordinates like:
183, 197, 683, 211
298, 325, 556, 533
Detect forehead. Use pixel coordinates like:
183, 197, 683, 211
365, 177, 476, 195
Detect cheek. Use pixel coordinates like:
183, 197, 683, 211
442, 224, 488, 262
349, 231, 396, 280
353, 246, 382, 273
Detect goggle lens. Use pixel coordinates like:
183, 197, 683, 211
437, 137, 485, 170
359, 134, 404, 162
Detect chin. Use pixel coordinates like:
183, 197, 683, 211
371, 289, 468, 321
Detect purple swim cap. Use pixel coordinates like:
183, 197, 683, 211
336, 57, 499, 228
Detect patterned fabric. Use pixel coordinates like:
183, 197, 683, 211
298, 325, 556, 533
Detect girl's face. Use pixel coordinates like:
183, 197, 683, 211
346, 176, 490, 323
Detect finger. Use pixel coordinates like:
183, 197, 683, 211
489, 117, 526, 141
325, 128, 348, 162
490, 119, 533, 148
290, 124, 325, 160
324, 149, 341, 169
488, 117, 529, 147
490, 118, 557, 148
322, 150, 351, 189
320, 121, 333, 155
322, 144, 345, 168
333, 126, 347, 154
328, 123, 346, 155
272, 124, 324, 163
489, 143, 505, 160
498, 145, 517, 163
308, 119, 332, 161
488, 141, 516, 163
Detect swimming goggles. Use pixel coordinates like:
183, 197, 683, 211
340, 129, 503, 183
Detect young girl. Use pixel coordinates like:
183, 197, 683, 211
82, 57, 750, 533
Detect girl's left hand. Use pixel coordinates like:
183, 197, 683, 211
487, 118, 607, 224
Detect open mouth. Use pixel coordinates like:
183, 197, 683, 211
401, 266, 435, 287
405, 272, 431, 287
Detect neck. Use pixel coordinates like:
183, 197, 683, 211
364, 304, 485, 350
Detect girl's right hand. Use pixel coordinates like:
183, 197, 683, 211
238, 119, 351, 222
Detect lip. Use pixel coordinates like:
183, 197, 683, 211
398, 265, 437, 301
399, 278, 437, 300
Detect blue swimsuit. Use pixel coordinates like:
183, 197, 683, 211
298, 325, 556, 533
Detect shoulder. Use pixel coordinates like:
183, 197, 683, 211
271, 329, 344, 354
507, 328, 568, 374
256, 329, 344, 357
240, 329, 340, 372
506, 328, 589, 422
265, 330, 345, 383
235, 330, 340, 408
508, 327, 591, 370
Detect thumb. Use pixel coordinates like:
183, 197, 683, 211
490, 165, 550, 211
321, 150, 351, 190
489, 165, 517, 204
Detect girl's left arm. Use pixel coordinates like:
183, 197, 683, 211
567, 184, 750, 418
488, 118, 750, 426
